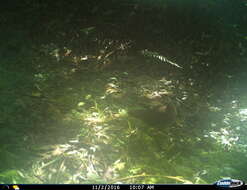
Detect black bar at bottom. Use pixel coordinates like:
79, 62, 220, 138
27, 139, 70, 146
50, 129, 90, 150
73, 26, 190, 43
1, 184, 246, 190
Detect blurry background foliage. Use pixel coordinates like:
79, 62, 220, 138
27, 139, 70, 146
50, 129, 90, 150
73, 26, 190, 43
0, 0, 247, 184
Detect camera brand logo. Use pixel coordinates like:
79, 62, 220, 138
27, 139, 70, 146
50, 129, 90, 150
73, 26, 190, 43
215, 179, 244, 189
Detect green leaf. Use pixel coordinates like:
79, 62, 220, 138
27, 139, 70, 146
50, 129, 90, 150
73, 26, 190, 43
78, 102, 85, 107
